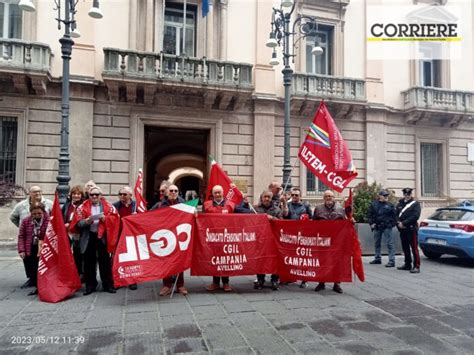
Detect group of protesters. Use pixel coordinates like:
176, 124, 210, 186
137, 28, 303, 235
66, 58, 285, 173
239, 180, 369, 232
10, 178, 421, 298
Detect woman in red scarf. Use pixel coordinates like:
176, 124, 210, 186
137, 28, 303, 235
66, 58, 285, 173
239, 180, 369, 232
70, 186, 119, 295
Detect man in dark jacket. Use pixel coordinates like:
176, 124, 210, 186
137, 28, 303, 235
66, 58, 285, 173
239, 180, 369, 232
286, 188, 312, 220
312, 190, 345, 294
396, 188, 422, 273
254, 190, 283, 290
368, 190, 397, 267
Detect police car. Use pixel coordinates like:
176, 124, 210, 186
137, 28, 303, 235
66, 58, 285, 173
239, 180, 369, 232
418, 202, 474, 259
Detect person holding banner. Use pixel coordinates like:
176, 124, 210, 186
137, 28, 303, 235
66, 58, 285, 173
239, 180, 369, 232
235, 194, 252, 213
254, 190, 283, 290
113, 186, 138, 291
286, 188, 313, 288
155, 184, 189, 296
70, 186, 117, 296
61, 185, 85, 279
17, 202, 49, 296
312, 190, 346, 294
204, 185, 235, 292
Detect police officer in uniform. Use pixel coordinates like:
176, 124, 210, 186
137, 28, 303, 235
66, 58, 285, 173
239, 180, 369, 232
396, 188, 422, 273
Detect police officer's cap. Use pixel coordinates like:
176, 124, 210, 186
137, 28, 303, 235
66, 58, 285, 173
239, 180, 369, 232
402, 188, 413, 195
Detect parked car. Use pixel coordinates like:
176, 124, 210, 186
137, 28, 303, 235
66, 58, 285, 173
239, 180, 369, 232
418, 204, 474, 259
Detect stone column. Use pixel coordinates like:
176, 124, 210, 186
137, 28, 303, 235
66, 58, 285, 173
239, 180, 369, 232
253, 99, 277, 198
206, 2, 214, 57
219, 0, 228, 60
145, 0, 154, 51
365, 110, 387, 186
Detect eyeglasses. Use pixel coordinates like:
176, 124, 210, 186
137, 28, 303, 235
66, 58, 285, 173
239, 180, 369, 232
90, 193, 100, 197
118, 193, 128, 196
30, 190, 41, 193
169, 189, 178, 193
291, 194, 300, 197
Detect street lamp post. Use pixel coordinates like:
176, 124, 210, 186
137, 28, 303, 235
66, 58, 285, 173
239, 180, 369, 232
20, 0, 103, 205
266, 0, 322, 192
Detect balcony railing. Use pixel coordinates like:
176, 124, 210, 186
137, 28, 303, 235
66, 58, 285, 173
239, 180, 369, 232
0, 39, 51, 73
292, 73, 365, 101
103, 48, 253, 88
403, 86, 473, 113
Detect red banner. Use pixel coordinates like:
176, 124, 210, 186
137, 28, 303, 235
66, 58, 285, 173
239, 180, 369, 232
191, 214, 277, 276
38, 194, 81, 303
207, 159, 243, 205
271, 220, 355, 282
298, 101, 358, 192
112, 204, 196, 287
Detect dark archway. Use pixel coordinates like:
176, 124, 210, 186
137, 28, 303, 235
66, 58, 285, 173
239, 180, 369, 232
144, 126, 209, 204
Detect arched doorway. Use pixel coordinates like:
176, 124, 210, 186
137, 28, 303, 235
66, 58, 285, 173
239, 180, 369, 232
144, 126, 209, 204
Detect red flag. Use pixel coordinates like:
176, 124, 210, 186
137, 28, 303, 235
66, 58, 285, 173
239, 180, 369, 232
344, 188, 353, 220
112, 203, 196, 287
350, 224, 365, 282
37, 193, 81, 303
298, 101, 358, 192
134, 168, 147, 213
207, 158, 243, 205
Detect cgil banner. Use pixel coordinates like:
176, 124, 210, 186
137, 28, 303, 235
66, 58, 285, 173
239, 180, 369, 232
271, 220, 354, 282
112, 210, 364, 286
191, 214, 278, 276
112, 203, 196, 287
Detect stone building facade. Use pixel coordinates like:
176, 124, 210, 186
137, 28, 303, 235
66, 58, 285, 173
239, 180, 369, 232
0, 0, 473, 218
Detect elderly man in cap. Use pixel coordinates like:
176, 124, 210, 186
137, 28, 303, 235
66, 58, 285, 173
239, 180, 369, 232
396, 188, 422, 273
367, 190, 397, 267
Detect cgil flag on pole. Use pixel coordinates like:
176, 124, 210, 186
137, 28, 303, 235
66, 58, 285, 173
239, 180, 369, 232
134, 168, 147, 213
207, 157, 243, 205
298, 101, 358, 192
37, 193, 81, 303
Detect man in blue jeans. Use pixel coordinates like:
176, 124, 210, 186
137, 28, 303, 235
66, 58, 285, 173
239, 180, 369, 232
367, 190, 397, 267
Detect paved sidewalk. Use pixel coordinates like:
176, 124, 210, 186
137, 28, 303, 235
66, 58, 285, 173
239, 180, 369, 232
0, 250, 473, 354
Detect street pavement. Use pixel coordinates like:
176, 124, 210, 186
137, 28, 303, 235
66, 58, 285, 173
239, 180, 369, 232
0, 248, 473, 355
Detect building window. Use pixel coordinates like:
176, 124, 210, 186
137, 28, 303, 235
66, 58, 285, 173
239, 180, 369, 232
163, 2, 196, 56
306, 25, 333, 75
306, 170, 328, 196
420, 59, 441, 87
0, 0, 22, 39
0, 116, 17, 183
420, 142, 442, 197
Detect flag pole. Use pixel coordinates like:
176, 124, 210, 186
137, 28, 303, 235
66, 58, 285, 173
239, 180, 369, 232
170, 274, 179, 299
282, 157, 299, 192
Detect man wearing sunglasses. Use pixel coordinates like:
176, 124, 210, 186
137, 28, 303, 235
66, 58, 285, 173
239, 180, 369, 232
113, 186, 138, 291
155, 184, 188, 296
70, 186, 117, 295
286, 187, 313, 288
